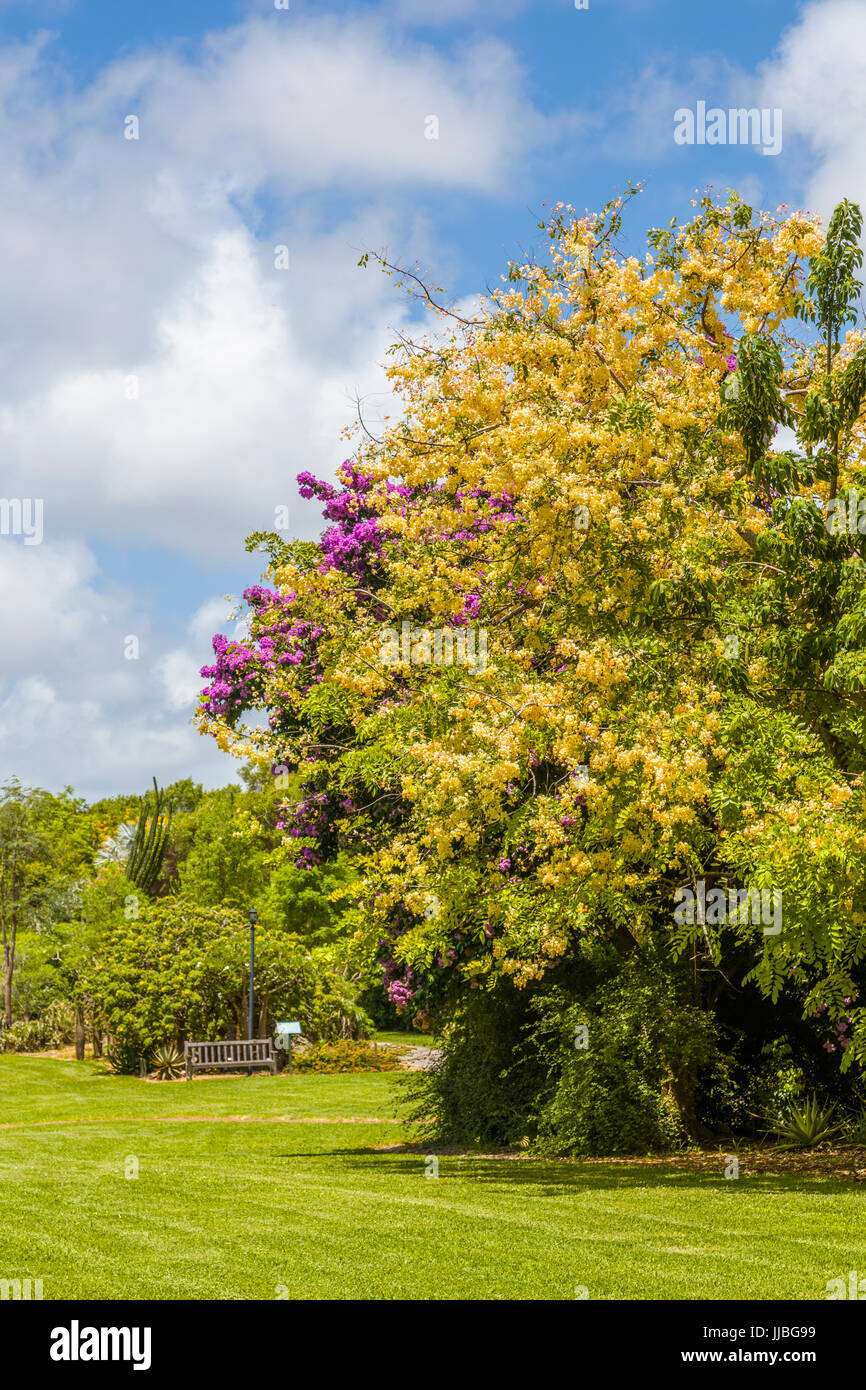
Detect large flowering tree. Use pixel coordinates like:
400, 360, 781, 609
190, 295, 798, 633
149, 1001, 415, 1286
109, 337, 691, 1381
198, 190, 866, 1074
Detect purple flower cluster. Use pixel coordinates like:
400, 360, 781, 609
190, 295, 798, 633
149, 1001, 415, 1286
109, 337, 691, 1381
297, 464, 411, 583
277, 787, 356, 868
813, 999, 855, 1053
199, 585, 323, 720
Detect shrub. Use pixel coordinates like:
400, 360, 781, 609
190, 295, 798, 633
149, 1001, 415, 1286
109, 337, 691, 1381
405, 938, 718, 1156
293, 1040, 399, 1073
0, 1000, 75, 1053
357, 984, 416, 1033
531, 996, 685, 1156
845, 1107, 866, 1145
303, 990, 374, 1043
85, 899, 372, 1054
403, 983, 546, 1148
105, 1040, 144, 1075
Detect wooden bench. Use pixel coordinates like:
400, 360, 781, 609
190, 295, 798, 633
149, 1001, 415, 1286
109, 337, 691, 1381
184, 1039, 277, 1078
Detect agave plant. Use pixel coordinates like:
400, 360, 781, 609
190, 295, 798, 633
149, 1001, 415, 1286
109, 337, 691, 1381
106, 1040, 144, 1076
150, 1042, 185, 1080
94, 821, 137, 868
764, 1094, 845, 1149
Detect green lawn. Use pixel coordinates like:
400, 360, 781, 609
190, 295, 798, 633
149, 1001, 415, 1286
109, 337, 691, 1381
0, 1055, 863, 1300
371, 1030, 425, 1047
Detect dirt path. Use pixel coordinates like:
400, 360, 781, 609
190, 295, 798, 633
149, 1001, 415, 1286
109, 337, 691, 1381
379, 1042, 442, 1071
0, 1115, 406, 1130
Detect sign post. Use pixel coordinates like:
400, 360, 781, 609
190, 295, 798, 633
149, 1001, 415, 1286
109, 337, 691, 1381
275, 1021, 302, 1074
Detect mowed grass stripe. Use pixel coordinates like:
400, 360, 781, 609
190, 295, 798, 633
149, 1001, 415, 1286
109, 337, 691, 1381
1, 1060, 864, 1299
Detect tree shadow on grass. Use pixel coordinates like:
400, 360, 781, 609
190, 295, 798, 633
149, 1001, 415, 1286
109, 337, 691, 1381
272, 1147, 866, 1195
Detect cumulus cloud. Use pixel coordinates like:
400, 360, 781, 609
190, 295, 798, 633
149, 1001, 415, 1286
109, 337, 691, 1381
0, 540, 235, 797
759, 0, 866, 217
157, 597, 239, 715
1, 222, 408, 557
0, 15, 555, 560
0, 10, 564, 794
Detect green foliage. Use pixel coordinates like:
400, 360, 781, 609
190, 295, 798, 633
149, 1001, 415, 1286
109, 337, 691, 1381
720, 331, 791, 466
845, 1106, 866, 1145
531, 1008, 684, 1158
403, 980, 547, 1149
170, 783, 271, 905
16, 867, 132, 1025
255, 856, 357, 944
86, 898, 367, 1054
763, 1093, 845, 1149
0, 779, 96, 1025
407, 941, 728, 1156
0, 1000, 74, 1052
529, 946, 716, 1156
0, 770, 366, 1070
105, 1039, 144, 1076
357, 983, 417, 1032
795, 199, 863, 347
292, 1040, 399, 1073
167, 781, 356, 946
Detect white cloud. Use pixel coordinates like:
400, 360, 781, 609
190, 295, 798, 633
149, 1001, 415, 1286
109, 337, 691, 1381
0, 11, 562, 795
760, 0, 866, 218
0, 541, 234, 796
157, 597, 237, 714
0, 17, 554, 559
142, 21, 539, 193
0, 218, 426, 557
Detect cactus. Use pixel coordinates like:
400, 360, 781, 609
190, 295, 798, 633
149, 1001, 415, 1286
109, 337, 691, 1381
125, 778, 171, 893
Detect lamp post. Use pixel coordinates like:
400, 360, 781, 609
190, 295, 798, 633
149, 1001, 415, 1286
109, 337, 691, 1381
248, 908, 258, 1042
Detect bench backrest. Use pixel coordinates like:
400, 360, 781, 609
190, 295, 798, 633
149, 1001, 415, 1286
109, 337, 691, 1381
184, 1039, 276, 1072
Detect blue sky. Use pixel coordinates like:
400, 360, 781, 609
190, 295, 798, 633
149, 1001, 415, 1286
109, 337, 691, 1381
0, 0, 861, 798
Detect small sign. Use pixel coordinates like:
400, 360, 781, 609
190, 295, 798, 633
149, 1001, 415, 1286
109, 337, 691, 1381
276, 1021, 302, 1035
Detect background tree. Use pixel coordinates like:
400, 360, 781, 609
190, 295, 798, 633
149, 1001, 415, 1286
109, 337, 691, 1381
0, 781, 93, 1029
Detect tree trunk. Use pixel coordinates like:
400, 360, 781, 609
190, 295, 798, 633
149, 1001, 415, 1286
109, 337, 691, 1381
257, 1002, 268, 1038
664, 1062, 713, 1146
91, 1025, 103, 1059
3, 955, 11, 1030
2, 859, 18, 1030
74, 1004, 86, 1061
